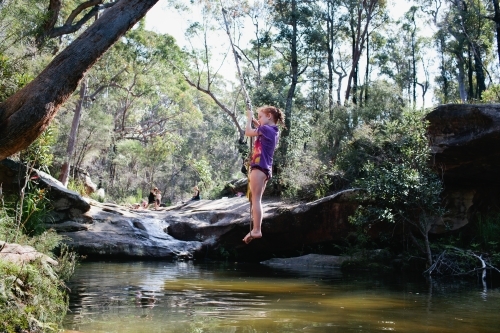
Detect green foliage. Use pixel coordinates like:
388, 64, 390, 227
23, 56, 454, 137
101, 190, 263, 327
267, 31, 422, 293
339, 110, 444, 232
67, 178, 87, 197
20, 187, 52, 236
0, 53, 33, 103
0, 258, 68, 333
1, 182, 52, 238
481, 84, 500, 103
473, 213, 500, 252
191, 157, 213, 191
0, 0, 47, 102
20, 126, 56, 172
0, 209, 76, 333
313, 165, 333, 199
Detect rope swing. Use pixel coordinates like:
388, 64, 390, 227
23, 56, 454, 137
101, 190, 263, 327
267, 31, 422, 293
221, 6, 254, 233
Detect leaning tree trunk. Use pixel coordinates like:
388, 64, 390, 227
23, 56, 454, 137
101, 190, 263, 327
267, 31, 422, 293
0, 0, 159, 160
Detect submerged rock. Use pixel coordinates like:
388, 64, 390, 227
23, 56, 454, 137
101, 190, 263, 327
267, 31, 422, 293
261, 254, 350, 269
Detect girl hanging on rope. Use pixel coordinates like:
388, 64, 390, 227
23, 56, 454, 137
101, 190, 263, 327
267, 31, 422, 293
243, 105, 285, 244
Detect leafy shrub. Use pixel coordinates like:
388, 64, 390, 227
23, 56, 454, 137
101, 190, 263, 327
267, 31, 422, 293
67, 178, 87, 197
472, 213, 500, 252
336, 110, 444, 267
0, 210, 76, 332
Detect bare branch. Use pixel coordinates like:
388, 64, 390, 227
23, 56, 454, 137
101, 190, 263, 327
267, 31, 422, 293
182, 72, 244, 141
49, 2, 117, 38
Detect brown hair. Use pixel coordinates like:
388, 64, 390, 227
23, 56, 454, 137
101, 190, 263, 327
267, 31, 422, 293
258, 105, 285, 128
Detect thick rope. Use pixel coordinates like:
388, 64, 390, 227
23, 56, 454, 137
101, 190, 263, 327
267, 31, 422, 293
221, 6, 254, 233
246, 137, 254, 232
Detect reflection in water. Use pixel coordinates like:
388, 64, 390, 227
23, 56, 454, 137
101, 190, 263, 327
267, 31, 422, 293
63, 261, 500, 333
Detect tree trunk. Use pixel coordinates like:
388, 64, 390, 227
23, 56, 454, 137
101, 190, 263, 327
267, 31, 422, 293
423, 229, 433, 268
437, 34, 450, 103
326, 0, 335, 119
344, 0, 378, 104
472, 42, 486, 100
492, 0, 500, 67
0, 0, 159, 160
457, 56, 467, 102
411, 31, 416, 106
467, 45, 474, 99
364, 36, 369, 104
279, 0, 298, 163
59, 79, 87, 187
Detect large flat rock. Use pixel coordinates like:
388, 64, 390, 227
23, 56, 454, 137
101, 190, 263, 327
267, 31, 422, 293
50, 190, 359, 261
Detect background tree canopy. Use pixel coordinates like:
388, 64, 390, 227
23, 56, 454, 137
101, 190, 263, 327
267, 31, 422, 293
1, 0, 500, 204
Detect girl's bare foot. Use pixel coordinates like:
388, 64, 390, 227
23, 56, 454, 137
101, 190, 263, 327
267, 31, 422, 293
243, 231, 262, 244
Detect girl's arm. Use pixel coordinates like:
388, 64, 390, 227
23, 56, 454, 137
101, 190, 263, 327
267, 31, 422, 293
245, 109, 259, 137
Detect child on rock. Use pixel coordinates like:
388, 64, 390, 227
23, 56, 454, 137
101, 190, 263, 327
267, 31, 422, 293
243, 105, 285, 244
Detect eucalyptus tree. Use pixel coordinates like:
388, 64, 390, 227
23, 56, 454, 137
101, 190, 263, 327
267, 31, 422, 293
86, 24, 199, 191
421, 0, 500, 71
439, 10, 469, 101
54, 18, 193, 189
406, 6, 422, 106
419, 0, 494, 102
434, 28, 456, 103
58, 64, 129, 186
374, 7, 430, 107
460, 0, 494, 100
486, 0, 500, 66
234, 0, 275, 88
174, 0, 250, 145
270, 0, 320, 163
0, 0, 160, 161
312, 0, 345, 116
339, 0, 387, 104
237, 0, 278, 104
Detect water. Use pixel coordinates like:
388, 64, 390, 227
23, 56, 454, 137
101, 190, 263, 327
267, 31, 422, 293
63, 261, 500, 333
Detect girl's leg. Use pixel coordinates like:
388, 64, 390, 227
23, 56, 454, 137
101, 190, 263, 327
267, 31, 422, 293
243, 169, 267, 243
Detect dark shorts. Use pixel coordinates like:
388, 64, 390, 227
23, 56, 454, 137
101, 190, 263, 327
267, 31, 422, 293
251, 165, 271, 181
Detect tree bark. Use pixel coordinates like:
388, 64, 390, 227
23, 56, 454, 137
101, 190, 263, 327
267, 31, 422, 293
326, 0, 335, 119
472, 42, 486, 99
457, 56, 467, 102
0, 0, 159, 161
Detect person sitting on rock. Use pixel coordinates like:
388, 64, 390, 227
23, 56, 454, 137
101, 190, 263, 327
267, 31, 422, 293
148, 187, 157, 209
190, 186, 201, 201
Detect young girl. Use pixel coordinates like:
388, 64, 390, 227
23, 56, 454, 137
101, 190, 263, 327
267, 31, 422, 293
243, 105, 285, 244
